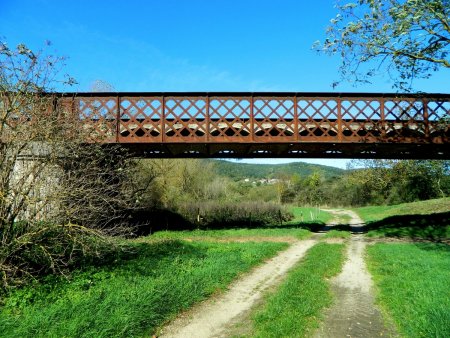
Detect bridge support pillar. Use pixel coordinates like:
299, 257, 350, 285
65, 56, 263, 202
9, 156, 62, 223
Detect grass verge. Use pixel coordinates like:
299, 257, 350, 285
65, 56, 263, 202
152, 228, 311, 241
355, 198, 450, 240
367, 243, 450, 337
356, 197, 450, 223
288, 206, 333, 224
0, 240, 287, 338
246, 242, 346, 337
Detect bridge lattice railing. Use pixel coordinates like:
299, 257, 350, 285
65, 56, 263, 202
57, 93, 450, 144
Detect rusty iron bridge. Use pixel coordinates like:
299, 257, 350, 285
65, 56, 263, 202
59, 92, 450, 159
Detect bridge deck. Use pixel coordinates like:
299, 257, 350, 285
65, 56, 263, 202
59, 92, 450, 158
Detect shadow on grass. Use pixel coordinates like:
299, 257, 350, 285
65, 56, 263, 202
292, 212, 450, 240
0, 240, 238, 338
129, 208, 327, 235
6, 240, 206, 297
364, 211, 450, 242
87, 240, 213, 278
412, 242, 450, 253
130, 208, 450, 243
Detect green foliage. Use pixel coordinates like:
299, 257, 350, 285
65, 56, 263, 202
248, 243, 346, 337
134, 159, 450, 211
316, 0, 450, 90
333, 160, 450, 207
0, 240, 287, 337
367, 243, 450, 337
212, 160, 344, 181
290, 171, 328, 205
131, 159, 219, 209
245, 184, 279, 203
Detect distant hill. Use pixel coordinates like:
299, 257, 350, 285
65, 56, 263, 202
210, 160, 345, 181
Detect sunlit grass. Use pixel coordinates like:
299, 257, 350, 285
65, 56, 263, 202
355, 197, 450, 223
367, 243, 450, 337
0, 240, 287, 338
246, 243, 346, 337
288, 206, 333, 224
152, 228, 311, 241
355, 198, 450, 240
322, 229, 351, 239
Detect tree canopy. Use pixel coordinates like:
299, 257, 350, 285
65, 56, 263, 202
315, 0, 450, 90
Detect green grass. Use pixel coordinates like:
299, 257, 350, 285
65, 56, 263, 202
246, 243, 346, 337
356, 197, 450, 223
151, 206, 330, 240
0, 239, 287, 338
322, 229, 351, 239
367, 243, 450, 337
335, 213, 352, 224
152, 228, 311, 241
288, 206, 333, 224
355, 198, 450, 240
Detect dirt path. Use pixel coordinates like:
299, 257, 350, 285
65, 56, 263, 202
314, 210, 396, 337
158, 239, 317, 338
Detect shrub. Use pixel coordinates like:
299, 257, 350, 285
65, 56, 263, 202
177, 201, 293, 229
0, 222, 121, 293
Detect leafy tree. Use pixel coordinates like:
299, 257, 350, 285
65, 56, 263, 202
315, 0, 450, 90
389, 160, 448, 202
341, 160, 449, 205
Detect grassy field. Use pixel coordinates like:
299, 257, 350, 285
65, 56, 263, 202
288, 206, 333, 224
152, 206, 330, 240
356, 197, 450, 223
367, 243, 450, 337
244, 243, 346, 337
152, 228, 311, 241
0, 239, 287, 338
355, 198, 450, 240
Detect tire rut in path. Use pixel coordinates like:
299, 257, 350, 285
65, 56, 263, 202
159, 239, 317, 338
314, 210, 396, 338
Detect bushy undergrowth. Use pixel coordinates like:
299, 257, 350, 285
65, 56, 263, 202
177, 201, 293, 229
0, 222, 119, 293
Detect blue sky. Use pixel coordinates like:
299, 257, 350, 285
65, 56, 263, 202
1, 0, 449, 169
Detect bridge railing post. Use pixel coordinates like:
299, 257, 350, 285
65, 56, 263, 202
380, 97, 386, 138
294, 95, 299, 141
423, 98, 429, 138
250, 95, 255, 142
161, 95, 166, 143
206, 95, 210, 142
337, 97, 342, 142
116, 95, 120, 143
